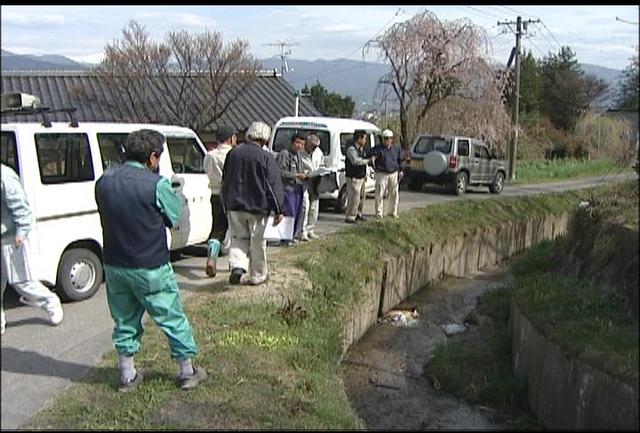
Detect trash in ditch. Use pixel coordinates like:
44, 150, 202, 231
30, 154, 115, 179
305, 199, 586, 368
441, 323, 466, 336
380, 308, 420, 327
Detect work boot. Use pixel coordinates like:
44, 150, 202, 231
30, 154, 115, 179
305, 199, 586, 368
118, 372, 144, 393
229, 267, 245, 285
178, 367, 208, 391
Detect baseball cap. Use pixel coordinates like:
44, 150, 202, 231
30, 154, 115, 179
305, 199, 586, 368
382, 129, 394, 138
216, 125, 234, 142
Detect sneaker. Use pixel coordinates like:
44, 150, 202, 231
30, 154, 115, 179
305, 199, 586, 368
229, 267, 245, 285
249, 275, 269, 286
307, 232, 320, 240
19, 296, 45, 308
118, 371, 144, 393
47, 304, 64, 326
178, 367, 208, 391
299, 234, 310, 242
205, 258, 217, 278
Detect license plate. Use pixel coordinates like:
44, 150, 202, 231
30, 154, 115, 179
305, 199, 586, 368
410, 159, 422, 170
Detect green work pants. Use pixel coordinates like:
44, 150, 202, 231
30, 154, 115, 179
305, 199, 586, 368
104, 263, 198, 360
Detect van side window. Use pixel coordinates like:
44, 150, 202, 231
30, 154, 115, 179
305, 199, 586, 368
35, 133, 94, 184
1, 131, 19, 174
97, 133, 127, 169
340, 133, 353, 156
166, 136, 205, 174
457, 140, 469, 157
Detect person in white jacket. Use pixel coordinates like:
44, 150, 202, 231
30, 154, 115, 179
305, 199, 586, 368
298, 134, 324, 240
203, 125, 237, 277
1, 163, 64, 335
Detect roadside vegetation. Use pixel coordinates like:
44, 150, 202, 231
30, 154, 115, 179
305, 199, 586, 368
425, 180, 638, 424
512, 158, 626, 184
26, 180, 637, 429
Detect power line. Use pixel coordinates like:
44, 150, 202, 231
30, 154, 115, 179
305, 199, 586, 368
289, 7, 402, 85
541, 22, 563, 51
524, 34, 546, 58
464, 6, 505, 21
498, 5, 539, 20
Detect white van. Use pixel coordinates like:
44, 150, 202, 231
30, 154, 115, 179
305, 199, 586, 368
268, 116, 381, 213
1, 116, 212, 302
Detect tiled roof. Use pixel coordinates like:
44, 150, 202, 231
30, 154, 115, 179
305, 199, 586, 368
1, 70, 321, 133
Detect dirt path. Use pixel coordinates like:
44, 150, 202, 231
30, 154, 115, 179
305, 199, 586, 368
342, 265, 513, 430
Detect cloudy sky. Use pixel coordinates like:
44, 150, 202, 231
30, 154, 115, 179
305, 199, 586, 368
1, 5, 638, 70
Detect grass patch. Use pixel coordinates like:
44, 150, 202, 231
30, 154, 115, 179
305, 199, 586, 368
513, 158, 628, 184
26, 180, 636, 429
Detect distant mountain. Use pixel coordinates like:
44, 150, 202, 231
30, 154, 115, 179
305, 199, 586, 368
1, 50, 622, 109
1, 49, 87, 70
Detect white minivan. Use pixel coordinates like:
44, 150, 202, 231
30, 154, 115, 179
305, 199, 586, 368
1, 114, 212, 301
268, 116, 381, 213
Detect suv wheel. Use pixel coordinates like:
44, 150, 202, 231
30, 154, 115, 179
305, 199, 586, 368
489, 172, 505, 194
452, 172, 467, 195
407, 178, 423, 191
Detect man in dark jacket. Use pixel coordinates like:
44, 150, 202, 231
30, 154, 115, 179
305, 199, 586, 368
95, 129, 206, 392
369, 128, 404, 219
344, 130, 375, 223
221, 121, 286, 286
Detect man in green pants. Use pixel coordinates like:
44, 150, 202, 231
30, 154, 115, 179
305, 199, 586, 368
95, 129, 206, 392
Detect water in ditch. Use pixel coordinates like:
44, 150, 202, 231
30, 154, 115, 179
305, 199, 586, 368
341, 263, 519, 430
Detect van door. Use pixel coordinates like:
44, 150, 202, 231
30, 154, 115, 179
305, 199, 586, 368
164, 134, 212, 247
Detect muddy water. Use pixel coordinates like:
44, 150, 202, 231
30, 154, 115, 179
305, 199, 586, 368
342, 265, 513, 430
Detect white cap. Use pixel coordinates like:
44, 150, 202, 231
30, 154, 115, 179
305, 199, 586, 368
382, 129, 394, 138
246, 121, 271, 142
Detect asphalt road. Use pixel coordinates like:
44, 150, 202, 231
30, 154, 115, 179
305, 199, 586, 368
0, 172, 635, 429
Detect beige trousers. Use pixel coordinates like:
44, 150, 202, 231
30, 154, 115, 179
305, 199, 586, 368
227, 211, 268, 284
374, 171, 399, 218
345, 177, 366, 221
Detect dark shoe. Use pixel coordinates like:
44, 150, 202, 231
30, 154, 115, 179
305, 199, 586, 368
118, 372, 144, 393
205, 258, 217, 277
178, 367, 208, 391
344, 219, 357, 224
229, 267, 245, 285
356, 215, 367, 221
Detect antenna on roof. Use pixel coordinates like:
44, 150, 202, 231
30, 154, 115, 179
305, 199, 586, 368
263, 41, 300, 75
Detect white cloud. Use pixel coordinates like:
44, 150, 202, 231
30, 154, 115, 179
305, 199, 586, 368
321, 24, 358, 33
2, 12, 65, 26
67, 52, 104, 65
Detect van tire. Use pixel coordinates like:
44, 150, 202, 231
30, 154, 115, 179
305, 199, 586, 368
56, 248, 102, 302
335, 185, 348, 214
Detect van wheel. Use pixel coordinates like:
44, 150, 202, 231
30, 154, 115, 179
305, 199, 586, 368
57, 248, 103, 302
489, 172, 505, 194
452, 172, 467, 195
335, 185, 348, 214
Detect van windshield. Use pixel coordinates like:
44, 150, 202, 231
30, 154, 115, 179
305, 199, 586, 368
272, 128, 330, 155
413, 136, 453, 155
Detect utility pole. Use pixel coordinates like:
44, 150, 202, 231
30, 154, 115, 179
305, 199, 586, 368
263, 41, 300, 76
498, 16, 540, 180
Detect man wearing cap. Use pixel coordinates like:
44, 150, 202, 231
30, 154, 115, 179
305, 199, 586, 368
221, 121, 286, 286
299, 133, 324, 240
203, 125, 237, 277
369, 129, 404, 219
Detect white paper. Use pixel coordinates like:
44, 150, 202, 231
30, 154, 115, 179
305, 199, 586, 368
263, 215, 295, 241
307, 167, 332, 178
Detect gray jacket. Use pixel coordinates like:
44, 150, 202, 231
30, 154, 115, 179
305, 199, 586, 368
1, 164, 32, 241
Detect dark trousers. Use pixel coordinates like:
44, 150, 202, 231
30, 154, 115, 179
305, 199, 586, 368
209, 194, 228, 241
282, 185, 304, 238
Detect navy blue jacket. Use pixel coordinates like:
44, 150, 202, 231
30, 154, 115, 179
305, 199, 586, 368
221, 142, 285, 215
369, 145, 404, 173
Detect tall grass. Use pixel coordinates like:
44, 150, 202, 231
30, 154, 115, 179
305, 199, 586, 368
514, 158, 624, 184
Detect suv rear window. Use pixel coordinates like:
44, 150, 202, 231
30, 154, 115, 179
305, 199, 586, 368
413, 136, 453, 155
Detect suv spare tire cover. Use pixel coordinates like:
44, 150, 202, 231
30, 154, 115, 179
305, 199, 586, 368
423, 151, 448, 176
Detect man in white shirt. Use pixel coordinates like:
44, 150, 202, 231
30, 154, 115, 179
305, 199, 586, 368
299, 134, 324, 240
203, 125, 237, 277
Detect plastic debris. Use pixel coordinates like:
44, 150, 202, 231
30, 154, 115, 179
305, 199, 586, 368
578, 201, 590, 208
441, 323, 466, 336
380, 308, 420, 328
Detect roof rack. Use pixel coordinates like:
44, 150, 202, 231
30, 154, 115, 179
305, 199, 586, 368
1, 106, 79, 128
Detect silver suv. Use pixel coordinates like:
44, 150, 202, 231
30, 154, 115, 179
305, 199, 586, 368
405, 134, 507, 195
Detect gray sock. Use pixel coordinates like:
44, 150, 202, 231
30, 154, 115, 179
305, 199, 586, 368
118, 355, 136, 382
178, 358, 195, 377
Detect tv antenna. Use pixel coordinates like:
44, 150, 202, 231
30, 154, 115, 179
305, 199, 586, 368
263, 41, 300, 75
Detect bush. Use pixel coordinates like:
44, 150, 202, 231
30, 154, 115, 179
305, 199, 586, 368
573, 112, 634, 164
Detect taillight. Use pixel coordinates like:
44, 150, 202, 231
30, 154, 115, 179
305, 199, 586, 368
449, 155, 458, 169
